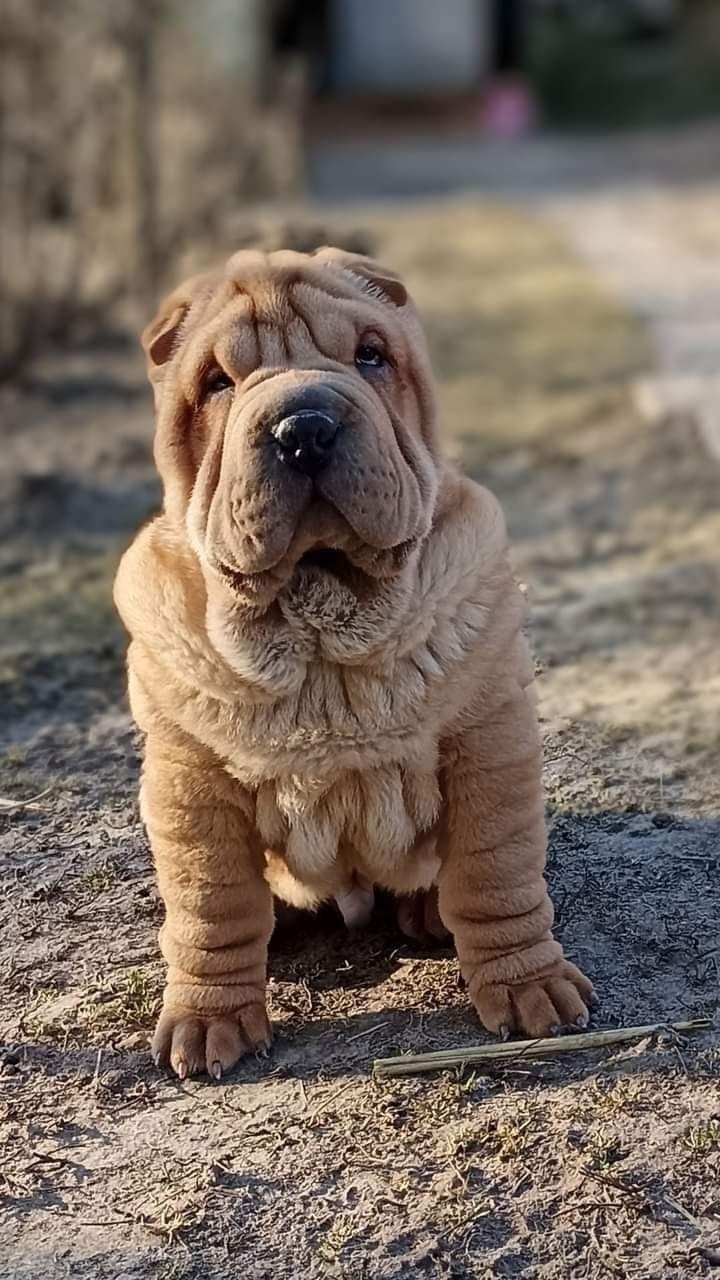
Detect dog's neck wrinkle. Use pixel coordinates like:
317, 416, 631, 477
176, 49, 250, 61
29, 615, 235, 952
130, 477, 511, 785
196, 518, 496, 779
203, 492, 487, 705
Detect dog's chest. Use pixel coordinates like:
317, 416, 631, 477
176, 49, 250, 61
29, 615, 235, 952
224, 656, 445, 884
188, 517, 501, 885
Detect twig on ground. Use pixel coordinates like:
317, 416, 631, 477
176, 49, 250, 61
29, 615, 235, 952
664, 1194, 704, 1232
92, 1047, 103, 1087
308, 1079, 358, 1120
372, 1019, 713, 1079
27, 1150, 78, 1170
347, 1020, 390, 1042
0, 785, 54, 811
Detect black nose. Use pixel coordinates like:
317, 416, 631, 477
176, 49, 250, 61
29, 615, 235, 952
271, 410, 339, 476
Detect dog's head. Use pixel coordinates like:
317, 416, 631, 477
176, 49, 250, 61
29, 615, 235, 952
143, 247, 439, 607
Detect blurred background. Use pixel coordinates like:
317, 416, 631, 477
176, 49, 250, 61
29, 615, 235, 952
3, 5, 720, 1276
3, 0, 720, 368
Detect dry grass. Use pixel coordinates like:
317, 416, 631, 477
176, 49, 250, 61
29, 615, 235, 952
373, 201, 651, 465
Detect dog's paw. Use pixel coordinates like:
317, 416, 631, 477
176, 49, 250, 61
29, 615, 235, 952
396, 886, 451, 944
151, 1003, 272, 1080
469, 961, 595, 1039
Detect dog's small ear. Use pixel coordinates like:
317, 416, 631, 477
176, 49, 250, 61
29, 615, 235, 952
314, 247, 408, 308
141, 299, 189, 367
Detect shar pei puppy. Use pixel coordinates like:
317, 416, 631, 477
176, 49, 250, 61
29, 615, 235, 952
114, 247, 593, 1079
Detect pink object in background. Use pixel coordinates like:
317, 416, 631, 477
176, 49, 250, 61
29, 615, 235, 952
483, 76, 538, 139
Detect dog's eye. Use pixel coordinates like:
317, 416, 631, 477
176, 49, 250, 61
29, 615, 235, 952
205, 369, 235, 395
355, 343, 386, 370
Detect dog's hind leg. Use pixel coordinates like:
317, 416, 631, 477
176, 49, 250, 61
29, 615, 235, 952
334, 874, 375, 932
396, 886, 451, 944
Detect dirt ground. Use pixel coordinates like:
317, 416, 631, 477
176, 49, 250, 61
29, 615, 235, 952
1, 197, 719, 1280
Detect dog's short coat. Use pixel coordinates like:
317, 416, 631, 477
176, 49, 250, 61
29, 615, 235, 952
114, 247, 592, 1078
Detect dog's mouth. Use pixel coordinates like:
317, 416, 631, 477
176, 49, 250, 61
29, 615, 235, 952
214, 535, 418, 609
297, 546, 354, 577
215, 544, 359, 602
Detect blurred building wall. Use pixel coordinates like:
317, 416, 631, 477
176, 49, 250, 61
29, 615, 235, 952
328, 0, 490, 94
178, 0, 267, 91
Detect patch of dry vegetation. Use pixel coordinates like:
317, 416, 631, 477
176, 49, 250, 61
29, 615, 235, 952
0, 0, 303, 378
371, 201, 651, 465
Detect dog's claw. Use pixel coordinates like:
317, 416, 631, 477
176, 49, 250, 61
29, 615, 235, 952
499, 1024, 511, 1042
176, 1059, 188, 1081
211, 1060, 222, 1081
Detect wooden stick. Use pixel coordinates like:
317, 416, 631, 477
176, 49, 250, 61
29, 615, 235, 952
372, 1018, 713, 1079
0, 785, 54, 810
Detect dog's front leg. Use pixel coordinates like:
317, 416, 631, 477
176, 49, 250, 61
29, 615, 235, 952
141, 735, 273, 1079
438, 685, 593, 1038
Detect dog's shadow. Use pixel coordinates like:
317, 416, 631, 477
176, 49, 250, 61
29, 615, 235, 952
257, 898, 486, 1083
270, 892, 447, 984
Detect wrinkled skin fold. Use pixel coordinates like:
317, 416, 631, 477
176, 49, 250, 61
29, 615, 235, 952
114, 246, 593, 1079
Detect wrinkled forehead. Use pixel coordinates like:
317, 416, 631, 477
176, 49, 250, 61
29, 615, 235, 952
179, 251, 407, 375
